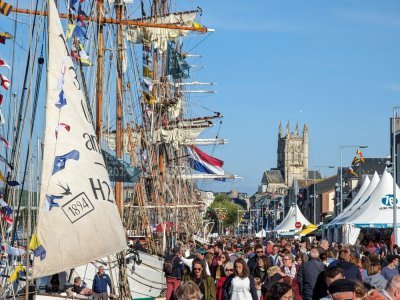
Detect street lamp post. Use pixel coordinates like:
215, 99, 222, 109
392, 107, 400, 245
339, 145, 368, 213
312, 166, 334, 224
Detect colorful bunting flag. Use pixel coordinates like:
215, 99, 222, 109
52, 150, 80, 175
2, 215, 13, 224
29, 233, 46, 261
43, 194, 63, 211
8, 264, 24, 283
347, 167, 358, 177
0, 135, 9, 148
351, 156, 360, 166
0, 74, 10, 90
55, 123, 71, 139
0, 1, 12, 16
56, 89, 67, 108
0, 59, 10, 69
0, 170, 19, 186
143, 66, 154, 78
0, 32, 12, 44
143, 91, 156, 105
356, 149, 365, 163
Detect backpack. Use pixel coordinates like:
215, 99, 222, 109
163, 256, 177, 275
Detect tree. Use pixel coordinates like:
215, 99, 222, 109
208, 194, 243, 230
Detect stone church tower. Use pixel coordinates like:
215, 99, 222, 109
277, 121, 309, 187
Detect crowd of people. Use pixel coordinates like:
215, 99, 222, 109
164, 237, 400, 300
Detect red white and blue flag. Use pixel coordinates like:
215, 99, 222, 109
187, 146, 224, 175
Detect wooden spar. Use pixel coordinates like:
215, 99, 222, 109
115, 2, 123, 215
95, 0, 104, 143
10, 7, 208, 33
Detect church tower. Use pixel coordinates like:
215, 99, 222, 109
277, 121, 309, 187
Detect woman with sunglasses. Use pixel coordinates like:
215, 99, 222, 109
183, 259, 216, 300
222, 258, 258, 300
280, 255, 301, 300
215, 252, 229, 281
216, 262, 234, 300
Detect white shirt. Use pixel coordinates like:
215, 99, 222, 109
229, 277, 253, 300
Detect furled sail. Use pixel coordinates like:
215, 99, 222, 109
33, 0, 126, 278
125, 11, 198, 52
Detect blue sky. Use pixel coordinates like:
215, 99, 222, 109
188, 1, 400, 195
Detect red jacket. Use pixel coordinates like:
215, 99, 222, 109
216, 276, 227, 300
281, 266, 302, 300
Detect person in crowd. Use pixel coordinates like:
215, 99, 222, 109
216, 262, 234, 300
248, 244, 266, 273
181, 248, 212, 276
92, 266, 112, 300
320, 253, 329, 267
252, 256, 269, 282
318, 240, 329, 255
295, 253, 306, 266
327, 279, 356, 300
72, 277, 93, 296
365, 263, 387, 290
331, 249, 362, 282
297, 248, 326, 300
270, 245, 282, 267
215, 252, 229, 281
225, 246, 238, 263
326, 266, 345, 287
211, 243, 224, 278
381, 254, 400, 281
183, 259, 216, 300
381, 274, 400, 300
281, 254, 301, 299
176, 280, 202, 300
164, 246, 185, 300
222, 258, 258, 300
264, 282, 293, 300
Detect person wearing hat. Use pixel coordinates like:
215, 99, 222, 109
381, 254, 400, 281
181, 248, 211, 276
328, 279, 355, 300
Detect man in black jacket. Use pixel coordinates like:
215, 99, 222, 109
330, 249, 362, 282
165, 246, 184, 300
297, 248, 326, 300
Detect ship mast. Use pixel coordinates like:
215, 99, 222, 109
95, 0, 104, 143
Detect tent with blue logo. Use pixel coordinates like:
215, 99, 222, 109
341, 170, 400, 244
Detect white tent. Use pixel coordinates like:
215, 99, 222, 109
342, 170, 400, 244
327, 175, 371, 228
273, 204, 310, 233
347, 170, 400, 227
336, 172, 380, 225
256, 229, 266, 237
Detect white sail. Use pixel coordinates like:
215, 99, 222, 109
125, 11, 198, 52
33, 0, 126, 278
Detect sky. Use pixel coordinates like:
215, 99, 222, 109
185, 0, 400, 195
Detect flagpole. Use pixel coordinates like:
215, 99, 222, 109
393, 107, 400, 245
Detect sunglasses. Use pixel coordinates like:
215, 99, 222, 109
225, 269, 233, 272
193, 268, 203, 271
256, 251, 264, 253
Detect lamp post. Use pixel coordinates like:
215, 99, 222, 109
340, 145, 368, 213
392, 107, 400, 245
312, 166, 335, 224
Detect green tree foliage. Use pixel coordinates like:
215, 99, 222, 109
208, 194, 243, 228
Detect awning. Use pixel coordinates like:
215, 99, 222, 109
297, 224, 318, 236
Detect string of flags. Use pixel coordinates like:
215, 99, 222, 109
0, 1, 12, 16
348, 148, 366, 178
66, 0, 92, 67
